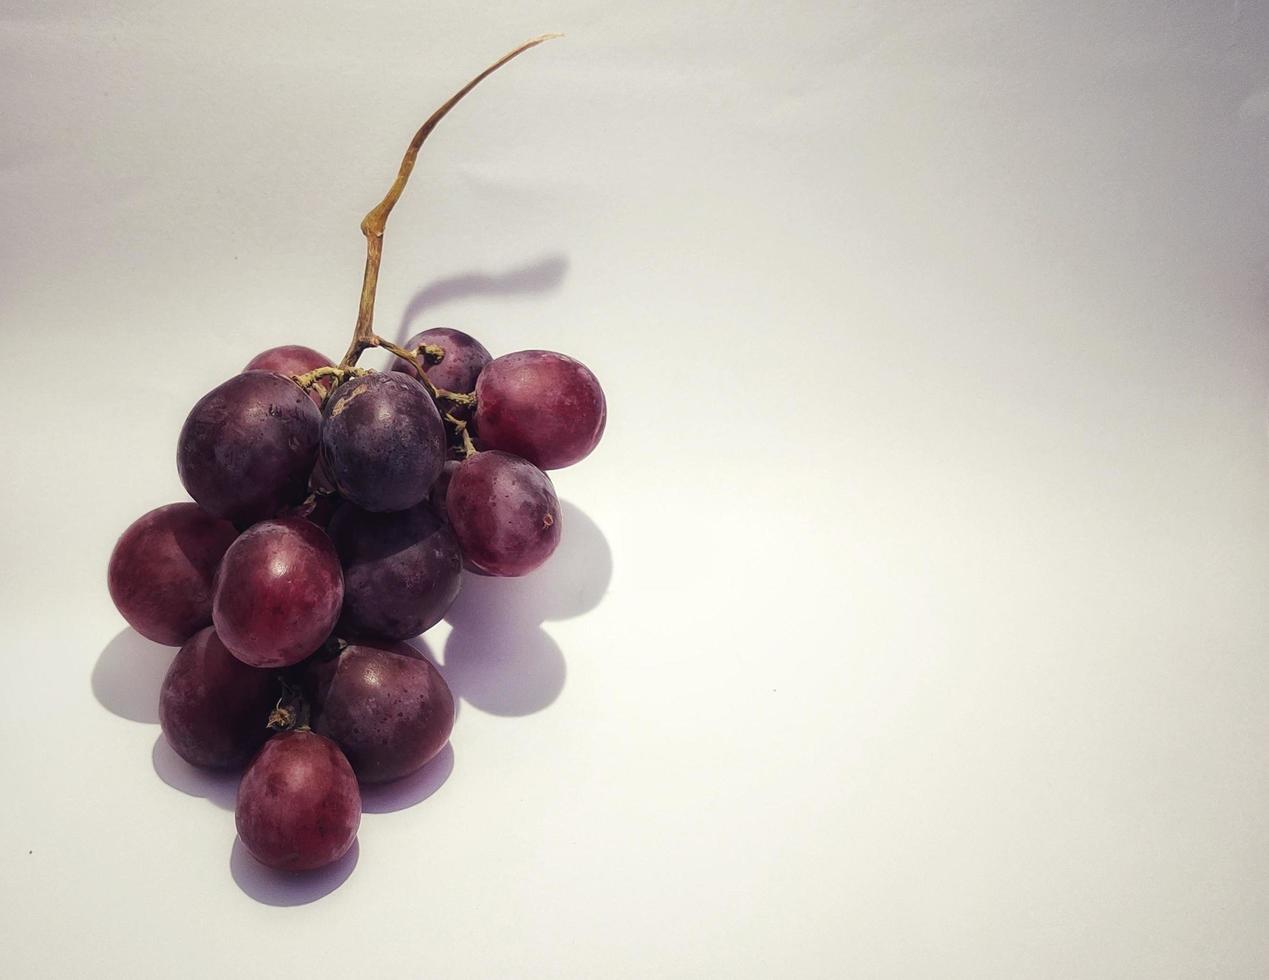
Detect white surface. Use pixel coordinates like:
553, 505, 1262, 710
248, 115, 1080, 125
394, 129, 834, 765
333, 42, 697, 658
3, 2, 1269, 976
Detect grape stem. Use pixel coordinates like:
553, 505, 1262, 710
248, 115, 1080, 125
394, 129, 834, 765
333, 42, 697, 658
336, 33, 561, 372
371, 338, 477, 406
292, 365, 358, 391
267, 680, 310, 732
444, 412, 480, 458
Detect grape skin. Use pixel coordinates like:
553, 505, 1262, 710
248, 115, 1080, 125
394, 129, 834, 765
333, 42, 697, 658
177, 372, 321, 525
320, 372, 446, 513
393, 327, 491, 419
429, 460, 460, 524
243, 345, 333, 407
107, 503, 238, 645
446, 450, 561, 576
235, 731, 361, 871
328, 502, 462, 641
309, 642, 455, 784
474, 350, 606, 470
159, 626, 277, 769
212, 518, 343, 668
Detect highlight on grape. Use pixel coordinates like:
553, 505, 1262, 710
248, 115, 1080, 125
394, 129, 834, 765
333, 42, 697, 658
106, 35, 606, 875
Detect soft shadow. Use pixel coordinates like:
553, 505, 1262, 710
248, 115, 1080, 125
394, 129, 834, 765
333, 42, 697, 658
360, 743, 455, 814
396, 254, 569, 342
446, 502, 612, 627
444, 626, 566, 716
230, 838, 359, 906
442, 501, 611, 717
92, 628, 176, 723
151, 734, 239, 811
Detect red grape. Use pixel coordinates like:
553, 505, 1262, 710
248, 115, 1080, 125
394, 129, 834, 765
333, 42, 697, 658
327, 501, 462, 641
177, 372, 321, 525
243, 345, 333, 406
394, 327, 491, 418
446, 450, 561, 576
309, 642, 454, 784
474, 350, 606, 469
235, 730, 361, 871
107, 503, 238, 645
320, 372, 446, 513
213, 518, 343, 668
159, 626, 277, 769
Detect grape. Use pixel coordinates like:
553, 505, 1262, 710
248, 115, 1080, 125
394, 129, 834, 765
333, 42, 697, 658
213, 518, 343, 668
177, 373, 321, 525
394, 327, 491, 418
243, 345, 333, 407
235, 730, 360, 871
159, 626, 277, 769
474, 350, 606, 470
107, 503, 238, 645
309, 642, 454, 783
446, 451, 561, 576
327, 501, 462, 641
429, 460, 460, 523
320, 372, 445, 513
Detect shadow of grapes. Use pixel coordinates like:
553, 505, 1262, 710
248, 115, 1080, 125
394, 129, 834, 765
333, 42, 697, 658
442, 501, 612, 716
92, 627, 176, 723
151, 733, 239, 811
394, 254, 569, 343
230, 838, 359, 906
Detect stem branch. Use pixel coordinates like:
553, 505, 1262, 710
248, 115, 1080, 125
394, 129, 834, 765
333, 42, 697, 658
337, 33, 560, 369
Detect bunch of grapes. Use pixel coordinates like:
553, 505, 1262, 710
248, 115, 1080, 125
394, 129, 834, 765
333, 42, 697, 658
105, 37, 603, 874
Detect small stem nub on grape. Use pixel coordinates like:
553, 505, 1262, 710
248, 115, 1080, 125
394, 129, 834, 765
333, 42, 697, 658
267, 680, 310, 732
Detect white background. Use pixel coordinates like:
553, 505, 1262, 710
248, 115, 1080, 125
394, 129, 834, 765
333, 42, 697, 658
3, 1, 1269, 976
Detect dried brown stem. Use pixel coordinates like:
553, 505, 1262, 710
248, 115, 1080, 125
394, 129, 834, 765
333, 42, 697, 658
267, 681, 310, 732
337, 33, 561, 369
292, 365, 352, 391
444, 412, 480, 458
373, 336, 477, 405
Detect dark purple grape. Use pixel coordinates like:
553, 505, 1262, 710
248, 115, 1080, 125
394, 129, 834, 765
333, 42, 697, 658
446, 451, 561, 576
213, 518, 343, 668
320, 372, 445, 513
107, 503, 238, 645
177, 373, 321, 525
309, 642, 454, 784
159, 626, 277, 769
474, 350, 606, 470
235, 731, 360, 871
429, 460, 460, 523
243, 345, 333, 407
327, 502, 462, 641
393, 328, 491, 419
